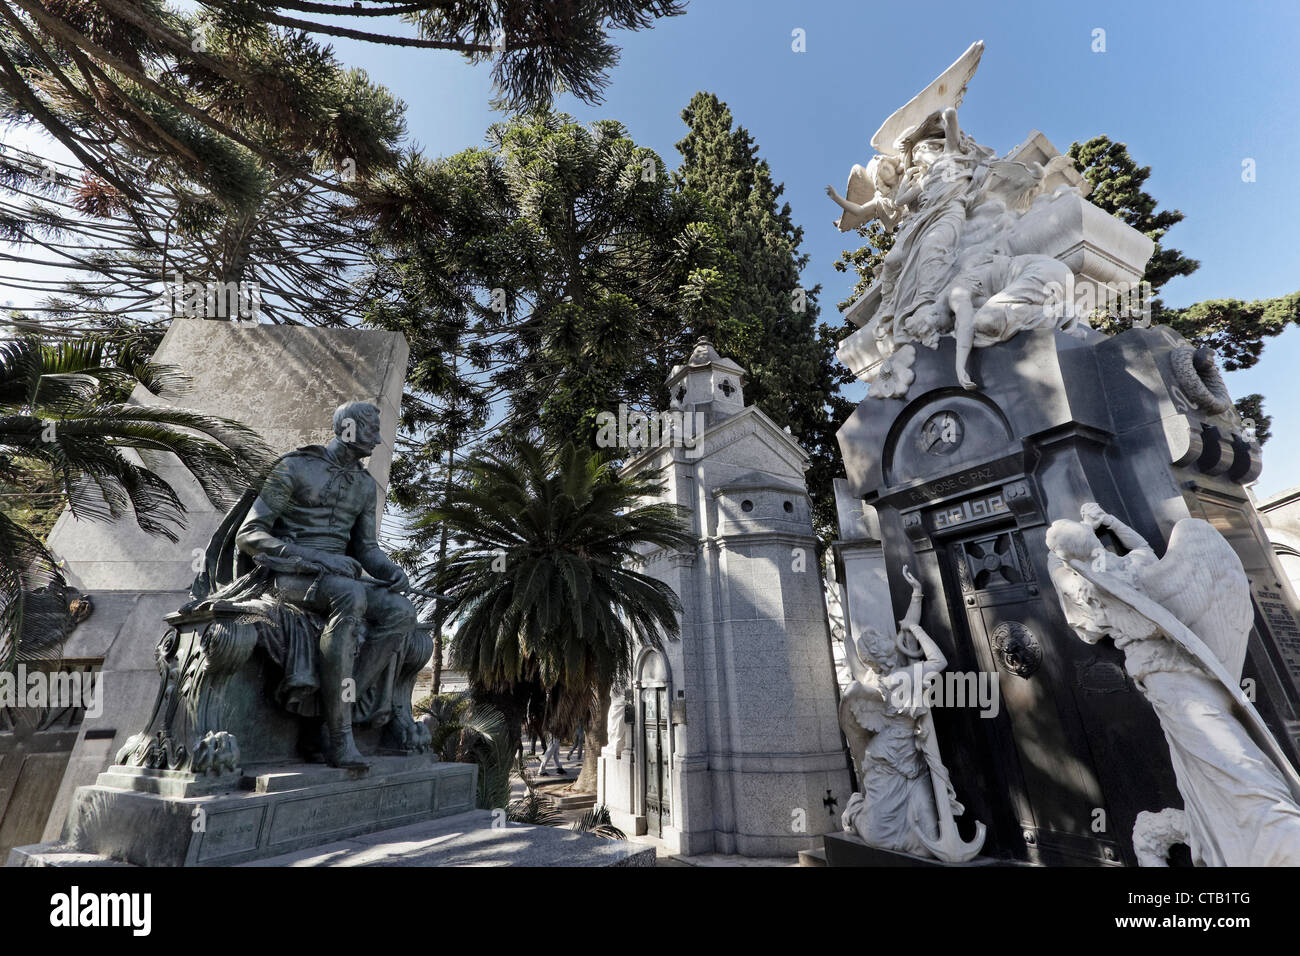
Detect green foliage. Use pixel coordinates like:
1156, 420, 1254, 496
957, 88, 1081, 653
673, 92, 852, 538
571, 803, 626, 840
423, 438, 693, 739
1161, 292, 1300, 374
1067, 135, 1300, 437
833, 222, 895, 313
415, 690, 513, 809
405, 1, 686, 110
0, 336, 271, 666
1067, 136, 1199, 295
1233, 393, 1272, 447
363, 109, 726, 547
507, 791, 564, 826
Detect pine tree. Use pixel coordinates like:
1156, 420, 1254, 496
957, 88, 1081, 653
1070, 136, 1300, 439
673, 92, 850, 537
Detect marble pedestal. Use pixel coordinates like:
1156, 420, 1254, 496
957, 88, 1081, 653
9, 755, 475, 867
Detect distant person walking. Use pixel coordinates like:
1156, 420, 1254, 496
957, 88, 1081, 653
537, 736, 564, 776
566, 726, 585, 761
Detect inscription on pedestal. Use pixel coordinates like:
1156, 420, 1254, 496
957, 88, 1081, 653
269, 789, 383, 845
198, 807, 266, 862
436, 773, 474, 811
378, 779, 435, 818
1252, 583, 1300, 682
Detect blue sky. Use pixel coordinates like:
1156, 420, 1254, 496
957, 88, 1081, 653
321, 0, 1300, 496
10, 0, 1299, 495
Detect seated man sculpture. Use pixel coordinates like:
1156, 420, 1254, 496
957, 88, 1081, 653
229, 401, 420, 768
119, 401, 431, 774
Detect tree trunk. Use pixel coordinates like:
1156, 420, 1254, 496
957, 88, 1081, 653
574, 679, 610, 794
431, 446, 454, 696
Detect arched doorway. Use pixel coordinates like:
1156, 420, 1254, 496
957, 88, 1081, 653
636, 649, 671, 837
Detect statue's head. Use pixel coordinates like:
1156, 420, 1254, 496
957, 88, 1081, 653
1045, 518, 1101, 563
332, 401, 382, 457
867, 154, 903, 190
856, 626, 898, 671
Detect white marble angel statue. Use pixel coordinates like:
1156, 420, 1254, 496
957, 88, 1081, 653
839, 564, 986, 861
1047, 503, 1300, 866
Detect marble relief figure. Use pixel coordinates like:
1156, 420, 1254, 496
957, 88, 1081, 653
839, 565, 986, 862
827, 40, 1090, 396
1047, 503, 1300, 866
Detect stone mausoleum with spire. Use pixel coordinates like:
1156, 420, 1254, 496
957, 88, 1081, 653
597, 339, 852, 857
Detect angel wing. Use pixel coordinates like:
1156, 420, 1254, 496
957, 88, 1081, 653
839, 679, 887, 782
1072, 556, 1300, 804
870, 40, 984, 156
1136, 518, 1253, 680
834, 163, 878, 232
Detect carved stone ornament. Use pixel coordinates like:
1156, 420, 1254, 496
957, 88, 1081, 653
917, 410, 964, 455
838, 565, 986, 862
990, 621, 1041, 678
1170, 346, 1233, 415
827, 42, 1103, 399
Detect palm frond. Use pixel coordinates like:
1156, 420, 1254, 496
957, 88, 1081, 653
571, 804, 626, 840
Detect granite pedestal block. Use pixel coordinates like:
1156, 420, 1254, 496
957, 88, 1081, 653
9, 755, 474, 867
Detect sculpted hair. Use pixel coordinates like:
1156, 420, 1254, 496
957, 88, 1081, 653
1045, 519, 1101, 562
333, 401, 380, 436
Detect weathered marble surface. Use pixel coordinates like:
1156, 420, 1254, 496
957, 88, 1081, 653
599, 342, 852, 857
238, 810, 656, 868
13, 755, 474, 867
10, 808, 655, 868
1049, 504, 1300, 866
828, 43, 1153, 398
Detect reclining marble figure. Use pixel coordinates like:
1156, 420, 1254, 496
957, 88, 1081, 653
117, 401, 431, 773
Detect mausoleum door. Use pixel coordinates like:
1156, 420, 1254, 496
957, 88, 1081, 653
940, 522, 1111, 864
641, 687, 671, 836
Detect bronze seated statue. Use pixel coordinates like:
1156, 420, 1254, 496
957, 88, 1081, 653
117, 401, 432, 774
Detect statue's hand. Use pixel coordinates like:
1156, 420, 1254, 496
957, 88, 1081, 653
383, 565, 410, 591
1080, 502, 1109, 530
316, 553, 364, 578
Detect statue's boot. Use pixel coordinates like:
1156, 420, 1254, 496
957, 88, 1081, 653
319, 613, 370, 770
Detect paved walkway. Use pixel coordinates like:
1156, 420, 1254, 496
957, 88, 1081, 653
511, 742, 800, 867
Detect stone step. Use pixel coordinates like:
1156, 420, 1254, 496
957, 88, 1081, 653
10, 810, 655, 867
797, 846, 827, 867
546, 791, 598, 811
19, 755, 479, 867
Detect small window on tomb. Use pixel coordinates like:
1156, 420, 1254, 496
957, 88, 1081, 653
783, 501, 793, 513
741, 499, 754, 513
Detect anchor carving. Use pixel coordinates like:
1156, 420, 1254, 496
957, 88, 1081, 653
897, 602, 987, 863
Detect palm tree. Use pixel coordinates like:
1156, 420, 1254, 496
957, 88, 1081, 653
0, 335, 270, 666
416, 690, 514, 810
421, 438, 693, 793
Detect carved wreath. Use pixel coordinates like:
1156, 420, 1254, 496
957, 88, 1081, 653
1170, 346, 1233, 416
